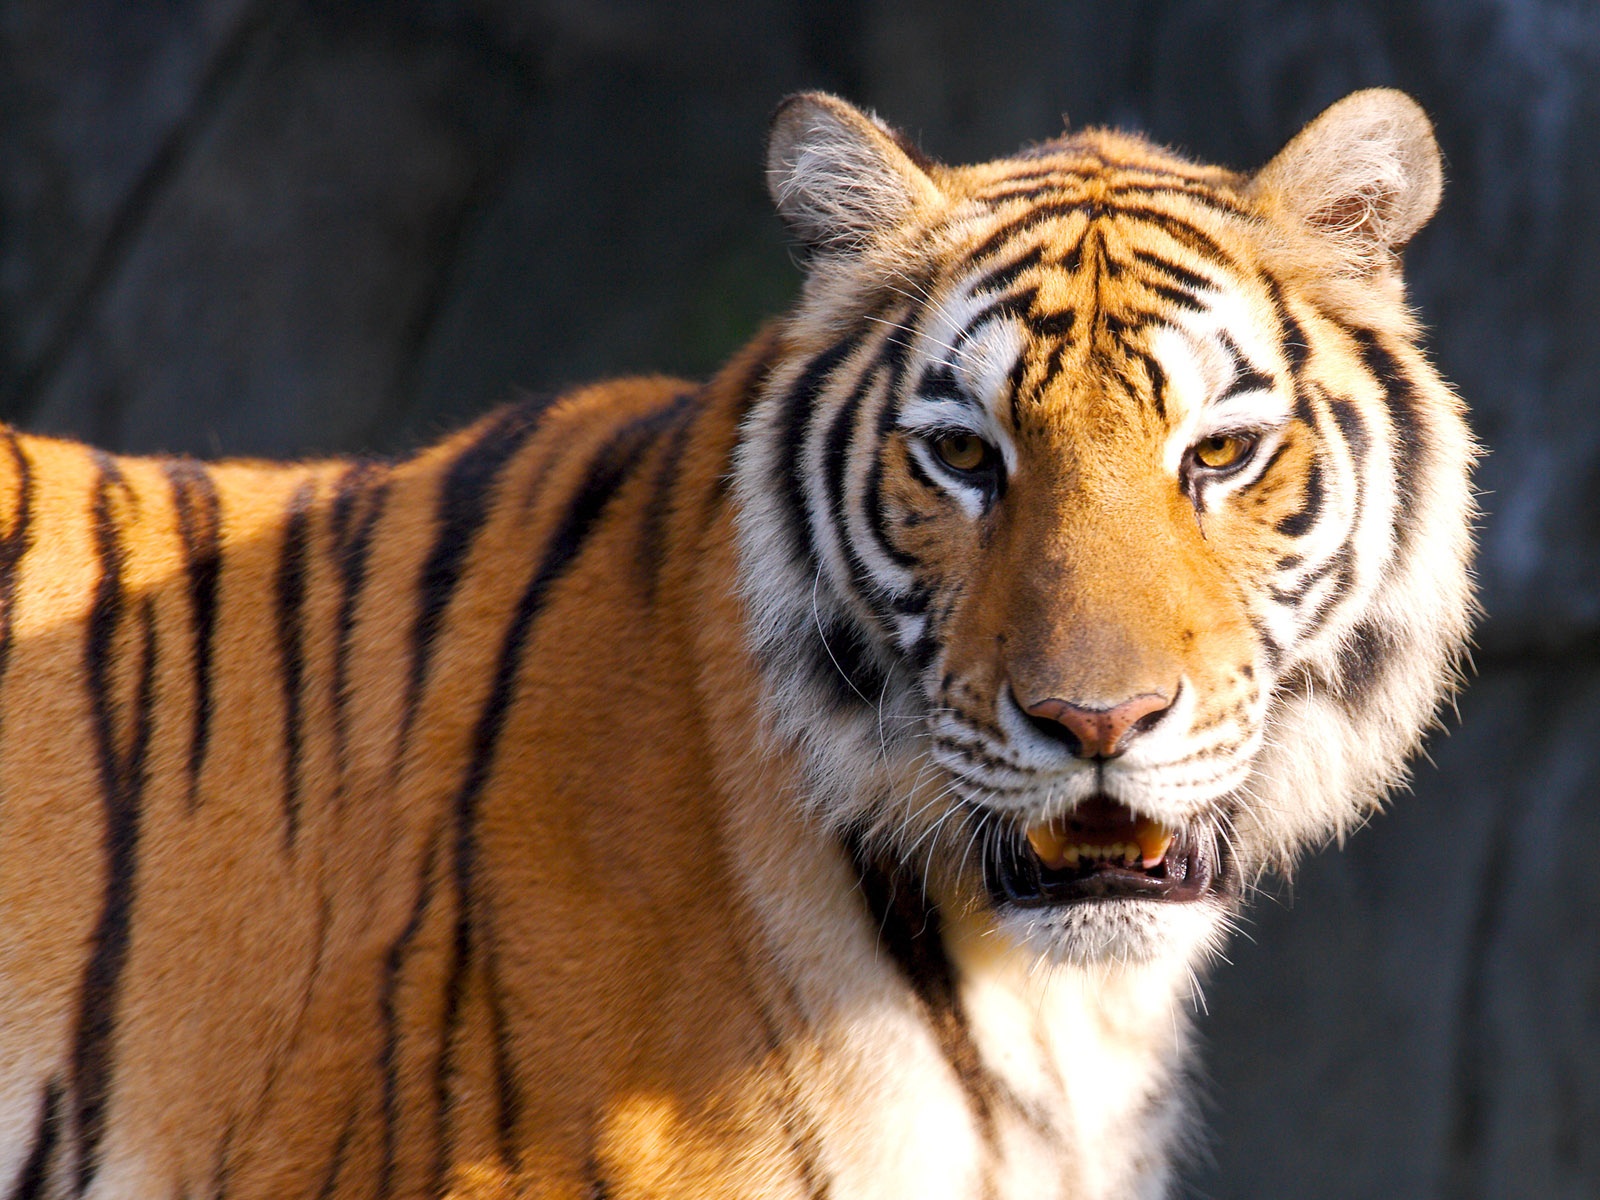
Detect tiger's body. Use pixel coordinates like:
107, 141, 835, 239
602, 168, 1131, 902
0, 91, 1473, 1199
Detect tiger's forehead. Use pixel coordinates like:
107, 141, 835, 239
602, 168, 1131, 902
909, 187, 1285, 442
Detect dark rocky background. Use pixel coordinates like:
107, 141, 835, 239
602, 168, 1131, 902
3, 2, 1595, 1196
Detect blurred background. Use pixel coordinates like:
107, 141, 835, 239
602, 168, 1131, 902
2, 1, 1596, 1195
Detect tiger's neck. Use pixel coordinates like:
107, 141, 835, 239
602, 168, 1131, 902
688, 509, 1196, 1200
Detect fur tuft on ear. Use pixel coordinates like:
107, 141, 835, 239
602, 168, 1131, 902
766, 92, 943, 256
1250, 89, 1443, 272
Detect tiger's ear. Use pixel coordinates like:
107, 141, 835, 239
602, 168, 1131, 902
766, 92, 944, 256
1250, 89, 1443, 272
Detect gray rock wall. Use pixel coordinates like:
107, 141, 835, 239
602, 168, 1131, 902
3, 2, 1595, 1196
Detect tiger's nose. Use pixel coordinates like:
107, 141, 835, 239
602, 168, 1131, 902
1021, 692, 1173, 760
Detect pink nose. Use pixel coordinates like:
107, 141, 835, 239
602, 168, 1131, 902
1022, 692, 1172, 759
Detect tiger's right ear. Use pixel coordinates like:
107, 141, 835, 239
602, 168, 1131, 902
766, 93, 944, 256
1249, 89, 1443, 273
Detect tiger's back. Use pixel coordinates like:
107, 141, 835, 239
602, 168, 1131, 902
0, 89, 1474, 1200
0, 364, 792, 1197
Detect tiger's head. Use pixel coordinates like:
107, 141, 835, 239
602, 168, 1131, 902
734, 92, 1475, 968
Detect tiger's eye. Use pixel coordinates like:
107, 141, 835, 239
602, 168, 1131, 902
1193, 434, 1251, 470
933, 433, 990, 473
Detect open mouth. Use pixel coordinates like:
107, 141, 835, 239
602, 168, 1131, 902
984, 795, 1221, 907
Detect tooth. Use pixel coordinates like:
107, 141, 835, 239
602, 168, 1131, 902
1063, 845, 1080, 868
1026, 824, 1069, 870
1134, 819, 1175, 869
1122, 843, 1139, 866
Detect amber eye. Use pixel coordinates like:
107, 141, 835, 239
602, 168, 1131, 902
1192, 433, 1254, 471
932, 432, 992, 473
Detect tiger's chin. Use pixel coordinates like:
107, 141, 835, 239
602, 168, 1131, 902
979, 795, 1239, 967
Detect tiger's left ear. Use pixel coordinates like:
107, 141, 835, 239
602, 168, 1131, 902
766, 92, 944, 256
1249, 89, 1443, 272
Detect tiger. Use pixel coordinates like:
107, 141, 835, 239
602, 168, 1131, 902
0, 87, 1473, 1200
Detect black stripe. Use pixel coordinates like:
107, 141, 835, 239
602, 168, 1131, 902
1027, 308, 1075, 342
971, 244, 1043, 295
841, 828, 997, 1148
1336, 620, 1392, 706
1104, 179, 1250, 214
11, 1080, 62, 1200
1129, 247, 1219, 295
585, 1157, 612, 1200
72, 454, 157, 1192
1250, 614, 1284, 672
434, 404, 678, 1188
1295, 544, 1359, 641
917, 363, 964, 400
164, 460, 220, 810
1142, 279, 1206, 312
633, 392, 699, 602
328, 462, 390, 787
314, 1107, 359, 1200
1127, 348, 1168, 421
808, 620, 890, 709
400, 404, 543, 758
959, 287, 1038, 346
485, 937, 520, 1167
1216, 330, 1275, 397
1099, 307, 1171, 340
778, 338, 860, 577
1260, 269, 1311, 374
781, 1107, 833, 1200
1275, 457, 1324, 537
378, 833, 440, 1198
275, 480, 315, 847
822, 349, 892, 612
1005, 350, 1030, 428
972, 201, 1243, 279
1348, 326, 1426, 543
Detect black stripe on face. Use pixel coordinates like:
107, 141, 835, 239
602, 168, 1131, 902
974, 201, 1244, 282
400, 404, 543, 757
73, 454, 157, 1192
1126, 348, 1169, 421
1216, 331, 1275, 398
825, 347, 903, 615
1028, 308, 1075, 342
328, 462, 390, 787
1260, 270, 1310, 375
11, 1079, 62, 1200
435, 402, 681, 1180
1347, 327, 1426, 545
1335, 620, 1392, 708
778, 338, 861, 577
840, 828, 996, 1148
164, 460, 220, 810
917, 363, 964, 400
971, 244, 1043, 296
959, 287, 1038, 347
1129, 247, 1219, 295
808, 619, 891, 709
276, 480, 315, 847
1275, 456, 1325, 537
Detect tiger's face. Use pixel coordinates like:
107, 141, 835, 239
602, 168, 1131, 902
737, 93, 1473, 968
